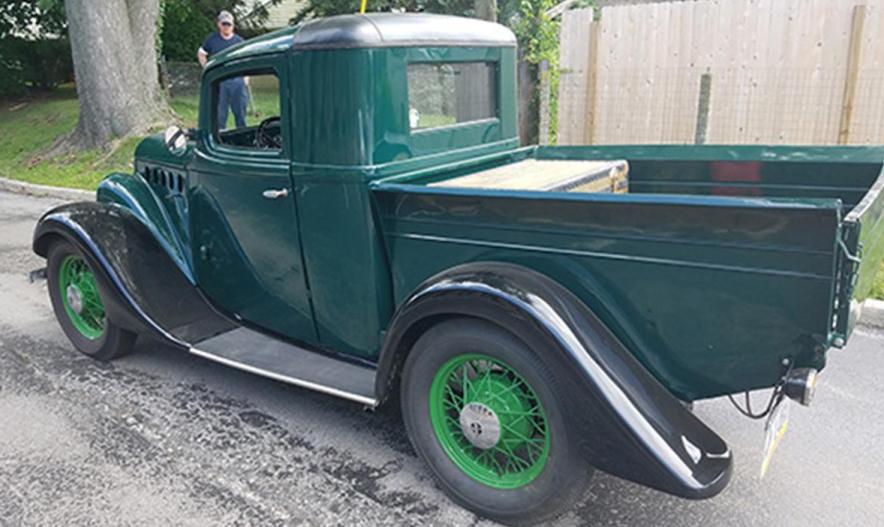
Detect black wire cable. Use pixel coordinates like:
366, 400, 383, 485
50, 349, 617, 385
727, 385, 783, 420
727, 361, 793, 419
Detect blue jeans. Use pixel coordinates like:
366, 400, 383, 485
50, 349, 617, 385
218, 77, 247, 130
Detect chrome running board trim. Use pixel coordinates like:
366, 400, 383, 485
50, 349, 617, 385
189, 345, 378, 407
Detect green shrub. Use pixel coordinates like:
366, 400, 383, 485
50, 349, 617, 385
0, 37, 72, 96
20, 38, 72, 90
0, 40, 26, 97
161, 0, 214, 62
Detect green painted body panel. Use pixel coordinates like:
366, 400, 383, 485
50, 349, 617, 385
537, 144, 884, 348
189, 52, 317, 344
285, 45, 517, 355
97, 17, 884, 400
372, 145, 884, 399
98, 167, 193, 282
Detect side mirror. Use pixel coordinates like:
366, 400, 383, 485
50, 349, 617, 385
163, 125, 188, 155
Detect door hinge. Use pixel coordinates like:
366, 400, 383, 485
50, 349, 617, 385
837, 237, 863, 297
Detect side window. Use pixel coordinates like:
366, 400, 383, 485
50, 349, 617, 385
407, 62, 497, 131
212, 71, 282, 150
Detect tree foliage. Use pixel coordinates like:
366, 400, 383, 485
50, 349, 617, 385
509, 0, 561, 142
160, 0, 215, 61
291, 0, 476, 24
0, 0, 69, 96
511, 0, 558, 65
0, 0, 66, 40
2, 37, 72, 92
506, 0, 592, 143
160, 0, 283, 61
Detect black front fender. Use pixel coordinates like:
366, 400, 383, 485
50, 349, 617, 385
378, 262, 732, 500
33, 202, 233, 347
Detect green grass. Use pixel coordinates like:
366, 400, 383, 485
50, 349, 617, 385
0, 86, 128, 189
0, 86, 197, 190
872, 260, 884, 301
414, 113, 457, 129
0, 80, 278, 190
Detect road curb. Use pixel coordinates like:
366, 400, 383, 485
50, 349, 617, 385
0, 176, 93, 201
860, 299, 884, 329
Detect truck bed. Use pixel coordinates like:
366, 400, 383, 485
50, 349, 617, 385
371, 145, 884, 400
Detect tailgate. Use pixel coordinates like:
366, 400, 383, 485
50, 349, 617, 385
835, 166, 884, 340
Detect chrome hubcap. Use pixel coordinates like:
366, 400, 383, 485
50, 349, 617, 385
458, 401, 501, 450
66, 284, 84, 315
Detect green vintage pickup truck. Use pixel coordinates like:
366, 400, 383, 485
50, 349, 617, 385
32, 13, 884, 525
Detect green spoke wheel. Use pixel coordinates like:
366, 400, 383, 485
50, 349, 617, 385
46, 239, 149, 359
58, 254, 106, 340
429, 353, 551, 489
401, 319, 593, 525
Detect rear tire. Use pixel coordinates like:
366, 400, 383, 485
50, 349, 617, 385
47, 240, 136, 360
401, 318, 592, 526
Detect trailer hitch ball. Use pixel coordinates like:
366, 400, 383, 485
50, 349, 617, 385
783, 368, 818, 406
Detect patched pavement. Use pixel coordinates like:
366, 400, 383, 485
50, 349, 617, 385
1, 190, 882, 526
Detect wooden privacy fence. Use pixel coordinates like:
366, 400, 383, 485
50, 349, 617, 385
557, 0, 884, 146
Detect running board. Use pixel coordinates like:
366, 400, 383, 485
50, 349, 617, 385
190, 327, 378, 407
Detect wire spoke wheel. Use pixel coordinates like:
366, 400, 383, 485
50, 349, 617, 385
429, 353, 551, 489
58, 255, 106, 340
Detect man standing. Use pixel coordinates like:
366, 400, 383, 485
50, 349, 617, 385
198, 10, 247, 129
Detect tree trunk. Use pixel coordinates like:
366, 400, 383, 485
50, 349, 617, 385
474, 0, 497, 22
518, 56, 538, 146
64, 0, 169, 150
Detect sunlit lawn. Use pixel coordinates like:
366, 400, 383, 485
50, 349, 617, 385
0, 82, 277, 190
872, 260, 884, 301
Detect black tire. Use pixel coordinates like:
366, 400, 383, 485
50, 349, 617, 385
47, 240, 136, 360
401, 318, 593, 526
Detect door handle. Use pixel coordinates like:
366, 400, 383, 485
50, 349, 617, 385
262, 188, 289, 199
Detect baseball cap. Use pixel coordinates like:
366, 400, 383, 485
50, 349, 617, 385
218, 10, 234, 24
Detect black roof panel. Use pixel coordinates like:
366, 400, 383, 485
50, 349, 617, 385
292, 13, 517, 50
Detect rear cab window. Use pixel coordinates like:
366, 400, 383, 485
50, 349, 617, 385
407, 62, 497, 131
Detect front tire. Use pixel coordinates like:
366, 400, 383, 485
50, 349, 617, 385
401, 318, 592, 525
47, 240, 136, 360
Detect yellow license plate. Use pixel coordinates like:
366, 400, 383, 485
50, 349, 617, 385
760, 397, 790, 478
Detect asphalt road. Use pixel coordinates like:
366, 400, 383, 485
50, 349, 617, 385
1, 189, 883, 527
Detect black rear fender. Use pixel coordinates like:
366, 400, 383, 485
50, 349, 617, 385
378, 263, 732, 500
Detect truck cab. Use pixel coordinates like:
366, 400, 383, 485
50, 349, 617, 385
33, 13, 884, 525
133, 14, 519, 358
